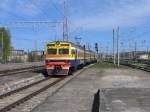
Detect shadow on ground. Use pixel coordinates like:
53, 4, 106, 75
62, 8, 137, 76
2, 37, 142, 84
92, 89, 100, 112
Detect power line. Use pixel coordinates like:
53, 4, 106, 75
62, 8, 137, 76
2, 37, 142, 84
0, 1, 48, 21
0, 21, 61, 28
0, 0, 62, 21
50, 0, 64, 16
0, 7, 27, 20
30, 0, 49, 19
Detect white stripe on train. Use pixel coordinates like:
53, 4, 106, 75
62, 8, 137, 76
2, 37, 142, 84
46, 58, 75, 60
46, 57, 93, 60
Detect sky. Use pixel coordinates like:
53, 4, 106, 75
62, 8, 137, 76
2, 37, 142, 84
0, 0, 150, 53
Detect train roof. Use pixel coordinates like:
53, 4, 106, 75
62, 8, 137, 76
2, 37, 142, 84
48, 41, 96, 53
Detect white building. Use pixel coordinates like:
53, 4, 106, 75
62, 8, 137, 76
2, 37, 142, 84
138, 54, 149, 60
8, 47, 28, 63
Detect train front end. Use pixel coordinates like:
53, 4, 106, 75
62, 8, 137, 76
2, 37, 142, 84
45, 41, 74, 75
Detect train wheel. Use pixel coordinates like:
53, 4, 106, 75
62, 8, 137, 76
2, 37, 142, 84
68, 67, 74, 75
68, 69, 72, 75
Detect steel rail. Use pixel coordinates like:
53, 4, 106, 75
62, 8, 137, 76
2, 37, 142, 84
0, 78, 64, 112
0, 66, 44, 77
0, 63, 94, 112
0, 78, 49, 99
121, 63, 150, 72
105, 61, 150, 72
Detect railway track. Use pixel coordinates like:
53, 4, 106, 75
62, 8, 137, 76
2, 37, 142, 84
0, 64, 93, 112
0, 66, 44, 77
121, 63, 150, 72
0, 77, 49, 99
0, 77, 64, 112
105, 61, 150, 72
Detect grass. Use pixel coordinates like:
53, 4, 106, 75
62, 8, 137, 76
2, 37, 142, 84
91, 62, 119, 69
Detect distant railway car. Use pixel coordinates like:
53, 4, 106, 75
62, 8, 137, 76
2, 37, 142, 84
45, 41, 97, 75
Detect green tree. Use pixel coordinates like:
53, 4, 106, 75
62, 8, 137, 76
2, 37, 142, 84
0, 27, 11, 63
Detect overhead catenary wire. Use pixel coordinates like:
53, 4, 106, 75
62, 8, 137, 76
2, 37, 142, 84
0, 0, 62, 27
48, 0, 64, 17
30, 0, 51, 19
0, 7, 27, 20
0, 0, 48, 20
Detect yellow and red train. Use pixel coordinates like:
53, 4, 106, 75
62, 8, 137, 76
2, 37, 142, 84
45, 41, 97, 75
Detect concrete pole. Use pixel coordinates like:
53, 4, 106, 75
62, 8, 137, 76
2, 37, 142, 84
99, 43, 101, 62
1, 32, 3, 63
117, 27, 120, 67
134, 41, 137, 59
146, 43, 149, 58
113, 29, 116, 64
2, 32, 3, 59
147, 46, 149, 58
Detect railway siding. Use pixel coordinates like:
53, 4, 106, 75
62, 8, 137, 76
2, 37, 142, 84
0, 74, 45, 96
0, 64, 91, 112
1, 63, 150, 112
0, 78, 58, 112
0, 62, 44, 73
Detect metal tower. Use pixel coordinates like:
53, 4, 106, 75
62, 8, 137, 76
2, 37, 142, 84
63, 0, 68, 41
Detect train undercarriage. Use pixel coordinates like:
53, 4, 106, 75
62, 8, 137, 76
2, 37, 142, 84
46, 64, 74, 75
46, 60, 97, 76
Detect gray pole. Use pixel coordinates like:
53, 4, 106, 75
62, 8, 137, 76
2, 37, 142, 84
99, 43, 101, 61
134, 41, 137, 59
106, 45, 109, 61
147, 46, 150, 59
117, 27, 120, 67
1, 32, 3, 63
63, 0, 68, 41
113, 29, 116, 64
147, 46, 149, 57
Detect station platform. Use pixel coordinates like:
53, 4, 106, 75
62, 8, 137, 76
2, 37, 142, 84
31, 67, 150, 112
0, 62, 44, 71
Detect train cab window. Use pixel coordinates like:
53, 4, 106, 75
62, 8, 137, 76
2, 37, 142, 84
59, 49, 69, 54
47, 49, 57, 54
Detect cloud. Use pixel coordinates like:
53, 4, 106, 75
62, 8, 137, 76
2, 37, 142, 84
19, 3, 40, 16
71, 0, 150, 31
1, 0, 150, 31
16, 0, 43, 16
0, 0, 44, 17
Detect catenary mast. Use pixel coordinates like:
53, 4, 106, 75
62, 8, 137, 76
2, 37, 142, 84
63, 0, 68, 41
